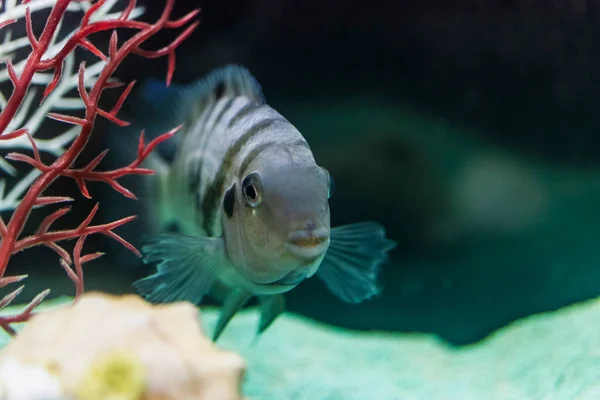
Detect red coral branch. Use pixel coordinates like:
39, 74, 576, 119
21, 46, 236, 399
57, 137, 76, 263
0, 19, 17, 31
0, 218, 7, 238
0, 0, 199, 335
60, 234, 104, 300
61, 127, 179, 199
13, 204, 139, 256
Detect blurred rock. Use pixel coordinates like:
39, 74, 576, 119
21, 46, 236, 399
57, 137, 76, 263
451, 152, 549, 235
0, 293, 246, 400
319, 132, 450, 255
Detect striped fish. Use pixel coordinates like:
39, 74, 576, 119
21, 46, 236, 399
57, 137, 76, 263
110, 65, 397, 340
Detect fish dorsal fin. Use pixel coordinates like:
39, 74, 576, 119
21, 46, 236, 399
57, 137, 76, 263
192, 64, 265, 105
121, 64, 265, 162
173, 64, 265, 128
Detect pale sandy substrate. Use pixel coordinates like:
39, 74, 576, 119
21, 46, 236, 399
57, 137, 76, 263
1, 295, 600, 400
202, 298, 600, 400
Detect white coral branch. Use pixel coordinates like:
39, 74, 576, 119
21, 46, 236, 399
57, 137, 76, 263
0, 0, 145, 209
0, 168, 39, 211
0, 54, 104, 155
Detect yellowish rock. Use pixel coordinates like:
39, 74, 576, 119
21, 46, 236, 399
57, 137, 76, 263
0, 292, 246, 400
75, 349, 146, 400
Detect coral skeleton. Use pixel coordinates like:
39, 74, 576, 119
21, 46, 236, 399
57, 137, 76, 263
0, 0, 199, 335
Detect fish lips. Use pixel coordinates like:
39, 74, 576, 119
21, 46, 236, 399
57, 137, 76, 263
257, 228, 330, 288
285, 227, 330, 260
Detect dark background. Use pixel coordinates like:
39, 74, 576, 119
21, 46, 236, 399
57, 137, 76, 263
5, 0, 600, 345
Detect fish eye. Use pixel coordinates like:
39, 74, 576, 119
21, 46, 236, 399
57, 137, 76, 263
322, 167, 335, 199
245, 185, 257, 200
242, 172, 262, 207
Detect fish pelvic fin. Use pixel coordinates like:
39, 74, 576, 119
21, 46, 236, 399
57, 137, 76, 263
213, 288, 252, 342
316, 222, 397, 303
132, 233, 225, 304
251, 294, 286, 345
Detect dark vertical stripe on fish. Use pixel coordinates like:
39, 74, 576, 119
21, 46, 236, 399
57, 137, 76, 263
227, 101, 261, 128
202, 117, 286, 234
212, 98, 236, 131
195, 99, 219, 146
183, 96, 209, 129
188, 163, 202, 193
190, 96, 219, 194
214, 81, 226, 99
237, 139, 310, 179
238, 141, 278, 178
189, 161, 203, 218
292, 138, 311, 151
223, 183, 236, 218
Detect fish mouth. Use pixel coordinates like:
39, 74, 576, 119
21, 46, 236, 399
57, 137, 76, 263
285, 228, 330, 259
255, 228, 329, 289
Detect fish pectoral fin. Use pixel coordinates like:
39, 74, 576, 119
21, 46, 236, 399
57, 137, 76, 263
316, 222, 397, 304
213, 288, 253, 342
132, 233, 225, 305
257, 294, 286, 335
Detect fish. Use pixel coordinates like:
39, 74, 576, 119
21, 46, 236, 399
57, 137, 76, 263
106, 64, 397, 341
